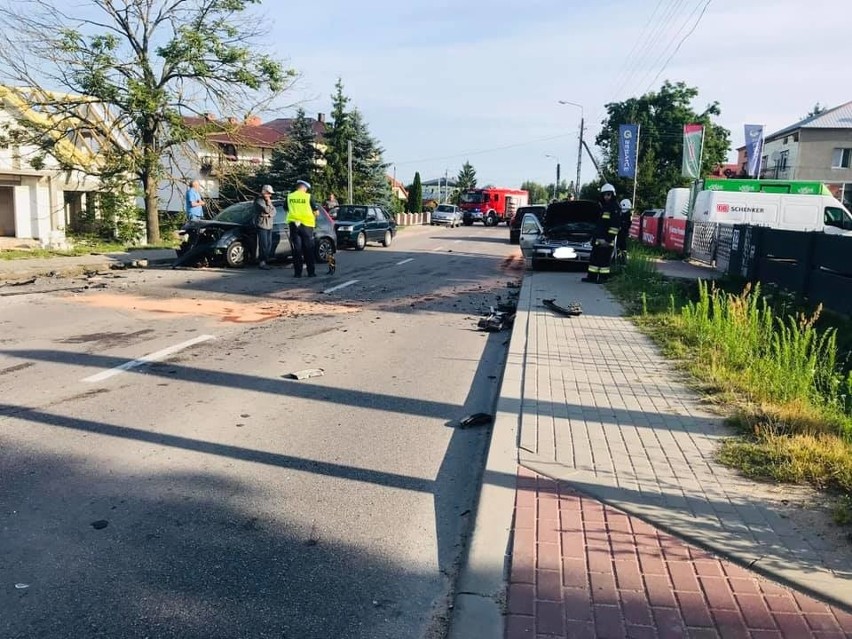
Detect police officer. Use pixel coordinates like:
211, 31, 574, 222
617, 198, 633, 264
286, 179, 319, 277
583, 183, 621, 283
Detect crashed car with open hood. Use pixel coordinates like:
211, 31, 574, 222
173, 200, 337, 268
518, 200, 600, 270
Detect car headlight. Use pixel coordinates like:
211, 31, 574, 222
338, 225, 353, 232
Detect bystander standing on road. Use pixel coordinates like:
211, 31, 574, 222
254, 185, 275, 270
324, 192, 339, 212
185, 180, 205, 221
287, 179, 319, 278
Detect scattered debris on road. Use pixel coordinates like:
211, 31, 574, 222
285, 368, 325, 380
9, 277, 37, 287
14, 583, 30, 589
453, 413, 493, 428
542, 298, 583, 317
477, 306, 515, 332
91, 520, 109, 530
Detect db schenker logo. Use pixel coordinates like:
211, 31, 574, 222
716, 203, 730, 213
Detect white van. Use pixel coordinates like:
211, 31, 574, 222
692, 190, 852, 235
665, 187, 691, 220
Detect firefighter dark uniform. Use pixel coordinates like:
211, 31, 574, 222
616, 198, 632, 263
584, 184, 621, 283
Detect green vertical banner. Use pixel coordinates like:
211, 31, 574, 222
681, 124, 704, 178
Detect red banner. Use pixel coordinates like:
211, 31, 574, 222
662, 218, 687, 253
641, 217, 661, 247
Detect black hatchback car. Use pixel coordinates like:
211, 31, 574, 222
334, 205, 397, 250
509, 205, 547, 244
174, 200, 337, 268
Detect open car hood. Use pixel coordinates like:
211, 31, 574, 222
543, 200, 601, 229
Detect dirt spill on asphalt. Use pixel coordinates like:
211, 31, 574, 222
68, 293, 360, 323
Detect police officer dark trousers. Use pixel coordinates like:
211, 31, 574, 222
287, 180, 318, 277
584, 184, 621, 283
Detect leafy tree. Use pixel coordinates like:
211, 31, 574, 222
520, 180, 551, 204
323, 78, 354, 201
264, 107, 322, 195
0, 0, 293, 244
407, 172, 423, 213
595, 81, 730, 209
456, 161, 477, 192
350, 108, 390, 205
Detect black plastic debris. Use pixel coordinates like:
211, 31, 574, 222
477, 307, 516, 332
457, 413, 493, 428
91, 520, 109, 530
542, 298, 583, 317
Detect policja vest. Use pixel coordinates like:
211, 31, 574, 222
286, 190, 316, 227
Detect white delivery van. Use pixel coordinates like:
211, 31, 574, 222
664, 187, 691, 219
692, 190, 852, 236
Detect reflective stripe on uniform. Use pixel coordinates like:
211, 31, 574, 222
608, 227, 620, 235
599, 267, 611, 274
588, 266, 601, 273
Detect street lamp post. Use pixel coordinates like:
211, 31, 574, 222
545, 154, 560, 199
558, 100, 584, 196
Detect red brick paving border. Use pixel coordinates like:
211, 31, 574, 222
506, 467, 852, 639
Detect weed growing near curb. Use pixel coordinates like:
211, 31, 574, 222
609, 245, 852, 523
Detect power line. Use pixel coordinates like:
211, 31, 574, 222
391, 130, 579, 167
644, 0, 713, 91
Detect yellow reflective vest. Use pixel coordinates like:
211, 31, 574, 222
286, 190, 316, 227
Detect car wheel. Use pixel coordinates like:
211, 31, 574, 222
315, 237, 334, 262
381, 230, 393, 247
225, 240, 246, 268
355, 231, 367, 251
463, 219, 473, 226
484, 214, 497, 227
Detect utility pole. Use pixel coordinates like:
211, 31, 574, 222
559, 101, 584, 196
347, 140, 353, 204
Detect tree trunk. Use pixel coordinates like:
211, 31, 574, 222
143, 173, 160, 245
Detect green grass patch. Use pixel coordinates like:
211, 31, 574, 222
609, 243, 852, 521
0, 238, 177, 260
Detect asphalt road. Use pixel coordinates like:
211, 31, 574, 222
0, 224, 523, 639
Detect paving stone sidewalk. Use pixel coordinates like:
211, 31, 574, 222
514, 271, 851, 611
506, 468, 852, 638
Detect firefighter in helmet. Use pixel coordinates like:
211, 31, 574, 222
583, 183, 621, 283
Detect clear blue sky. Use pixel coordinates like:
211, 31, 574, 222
263, 0, 851, 191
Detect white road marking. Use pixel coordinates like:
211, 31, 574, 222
82, 335, 216, 383
396, 258, 414, 265
453, 240, 463, 244
323, 279, 359, 294
432, 246, 445, 252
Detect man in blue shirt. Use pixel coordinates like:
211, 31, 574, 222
185, 180, 204, 220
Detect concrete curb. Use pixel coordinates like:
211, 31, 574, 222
447, 278, 532, 639
0, 253, 176, 282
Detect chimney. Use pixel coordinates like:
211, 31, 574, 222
203, 112, 215, 122
317, 113, 325, 124
244, 115, 262, 126
226, 116, 238, 126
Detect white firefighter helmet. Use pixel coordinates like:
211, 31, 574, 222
620, 198, 632, 212
600, 183, 616, 194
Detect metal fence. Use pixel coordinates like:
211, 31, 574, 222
727, 225, 852, 316
689, 222, 735, 270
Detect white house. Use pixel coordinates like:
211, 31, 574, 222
0, 86, 117, 247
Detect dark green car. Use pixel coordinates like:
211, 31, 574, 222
334, 205, 397, 250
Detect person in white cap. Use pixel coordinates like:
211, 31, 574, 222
617, 198, 633, 263
286, 179, 319, 277
254, 184, 275, 270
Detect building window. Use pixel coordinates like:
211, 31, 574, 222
832, 148, 851, 169
779, 150, 789, 171
783, 136, 789, 145
793, 133, 799, 142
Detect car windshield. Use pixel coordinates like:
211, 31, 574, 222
460, 192, 483, 204
436, 205, 455, 212
215, 202, 255, 224
336, 206, 368, 221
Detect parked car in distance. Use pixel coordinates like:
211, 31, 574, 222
509, 205, 547, 244
334, 205, 397, 250
518, 200, 600, 270
174, 200, 336, 268
431, 204, 463, 227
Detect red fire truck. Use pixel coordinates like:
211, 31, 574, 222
459, 187, 529, 226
